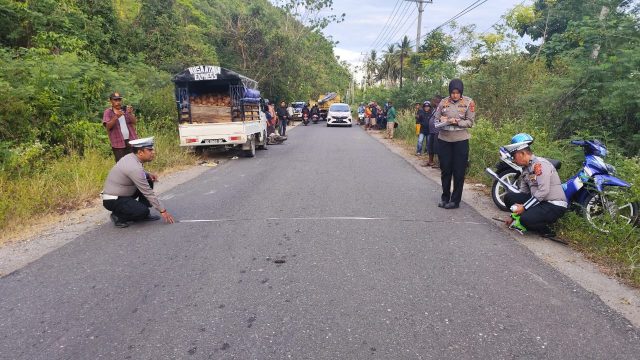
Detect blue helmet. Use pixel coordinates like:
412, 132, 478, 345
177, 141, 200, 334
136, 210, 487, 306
504, 133, 534, 154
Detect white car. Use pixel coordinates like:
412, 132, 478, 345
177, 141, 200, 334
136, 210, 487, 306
326, 103, 352, 127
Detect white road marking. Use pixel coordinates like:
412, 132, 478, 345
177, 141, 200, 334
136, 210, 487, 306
178, 217, 485, 225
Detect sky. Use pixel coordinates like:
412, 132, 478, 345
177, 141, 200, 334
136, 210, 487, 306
317, 0, 533, 71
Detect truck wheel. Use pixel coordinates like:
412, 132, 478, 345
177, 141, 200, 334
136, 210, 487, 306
244, 137, 256, 158
257, 131, 268, 150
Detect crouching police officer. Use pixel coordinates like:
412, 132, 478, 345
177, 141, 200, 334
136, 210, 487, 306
503, 133, 567, 237
102, 137, 175, 228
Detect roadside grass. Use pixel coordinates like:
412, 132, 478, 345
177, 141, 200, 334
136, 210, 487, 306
0, 122, 196, 245
394, 112, 640, 287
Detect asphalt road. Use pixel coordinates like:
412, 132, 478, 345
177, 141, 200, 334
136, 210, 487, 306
1, 124, 638, 359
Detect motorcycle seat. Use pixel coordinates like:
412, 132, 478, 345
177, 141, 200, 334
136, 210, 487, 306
548, 159, 561, 170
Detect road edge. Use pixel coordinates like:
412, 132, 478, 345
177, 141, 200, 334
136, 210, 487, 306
0, 164, 213, 277
365, 128, 640, 328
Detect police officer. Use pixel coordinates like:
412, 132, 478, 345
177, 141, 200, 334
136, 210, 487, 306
503, 133, 568, 237
102, 137, 175, 228
434, 79, 476, 209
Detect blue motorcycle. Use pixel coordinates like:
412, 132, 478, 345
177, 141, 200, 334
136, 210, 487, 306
487, 139, 639, 232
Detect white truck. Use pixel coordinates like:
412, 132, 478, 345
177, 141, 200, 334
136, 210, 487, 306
172, 65, 268, 157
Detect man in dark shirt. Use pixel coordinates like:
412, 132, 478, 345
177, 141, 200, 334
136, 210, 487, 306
416, 101, 431, 156
276, 101, 289, 136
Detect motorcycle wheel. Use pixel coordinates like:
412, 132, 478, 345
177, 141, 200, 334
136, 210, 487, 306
583, 191, 639, 232
491, 169, 521, 211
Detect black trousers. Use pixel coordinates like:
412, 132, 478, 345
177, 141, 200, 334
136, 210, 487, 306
438, 139, 469, 204
504, 193, 567, 233
103, 178, 153, 222
112, 140, 131, 163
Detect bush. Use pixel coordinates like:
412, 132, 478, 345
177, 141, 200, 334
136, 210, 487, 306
394, 113, 640, 286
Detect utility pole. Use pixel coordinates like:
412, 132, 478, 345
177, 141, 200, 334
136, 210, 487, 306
405, 0, 432, 52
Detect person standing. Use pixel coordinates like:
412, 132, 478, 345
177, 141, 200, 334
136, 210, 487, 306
425, 95, 444, 168
364, 103, 373, 130
385, 101, 397, 139
286, 103, 294, 125
276, 101, 288, 136
102, 137, 175, 228
370, 102, 378, 130
434, 79, 476, 209
103, 92, 138, 162
416, 101, 431, 156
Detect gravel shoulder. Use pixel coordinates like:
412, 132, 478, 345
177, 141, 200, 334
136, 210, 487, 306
0, 161, 213, 277
0, 122, 303, 277
366, 128, 640, 328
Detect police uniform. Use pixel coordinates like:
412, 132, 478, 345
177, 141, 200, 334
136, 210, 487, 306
102, 137, 164, 227
433, 91, 476, 207
504, 155, 568, 234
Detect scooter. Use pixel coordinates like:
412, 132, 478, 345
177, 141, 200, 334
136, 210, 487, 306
358, 112, 364, 125
302, 113, 309, 126
486, 139, 639, 232
311, 114, 319, 124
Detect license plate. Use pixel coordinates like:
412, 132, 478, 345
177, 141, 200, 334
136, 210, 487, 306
204, 139, 222, 144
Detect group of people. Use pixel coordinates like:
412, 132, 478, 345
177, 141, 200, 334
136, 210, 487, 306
358, 101, 397, 139
101, 81, 567, 237
101, 92, 174, 228
421, 79, 566, 235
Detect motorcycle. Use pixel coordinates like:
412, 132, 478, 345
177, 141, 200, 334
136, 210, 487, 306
311, 114, 319, 124
302, 113, 309, 126
358, 112, 364, 125
486, 139, 639, 232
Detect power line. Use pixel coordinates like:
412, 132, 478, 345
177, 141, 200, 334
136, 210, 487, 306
479, 0, 526, 35
372, 2, 414, 51
370, 1, 410, 51
383, 7, 419, 50
409, 0, 490, 48
368, 0, 403, 50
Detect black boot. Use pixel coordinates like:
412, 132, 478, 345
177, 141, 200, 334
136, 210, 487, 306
110, 213, 129, 228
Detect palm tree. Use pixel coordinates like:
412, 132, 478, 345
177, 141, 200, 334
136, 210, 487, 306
397, 36, 412, 88
365, 50, 378, 87
377, 44, 400, 87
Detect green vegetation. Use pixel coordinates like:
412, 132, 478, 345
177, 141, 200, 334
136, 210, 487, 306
362, 0, 640, 285
0, 0, 349, 239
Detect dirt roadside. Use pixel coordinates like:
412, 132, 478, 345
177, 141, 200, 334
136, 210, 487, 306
366, 128, 640, 328
0, 157, 223, 277
0, 122, 302, 277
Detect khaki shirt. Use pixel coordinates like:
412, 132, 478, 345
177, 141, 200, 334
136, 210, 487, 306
520, 156, 567, 209
103, 153, 164, 211
434, 95, 476, 142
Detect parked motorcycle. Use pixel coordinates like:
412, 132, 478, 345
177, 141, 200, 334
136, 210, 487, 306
358, 112, 364, 125
486, 139, 639, 232
311, 114, 319, 124
302, 113, 309, 126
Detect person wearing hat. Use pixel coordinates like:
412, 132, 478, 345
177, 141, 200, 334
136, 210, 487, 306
103, 92, 139, 162
102, 137, 175, 228
433, 79, 476, 209
424, 95, 444, 168
503, 133, 568, 237
416, 101, 432, 156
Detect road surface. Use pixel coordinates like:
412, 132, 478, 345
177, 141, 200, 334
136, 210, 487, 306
0, 124, 638, 359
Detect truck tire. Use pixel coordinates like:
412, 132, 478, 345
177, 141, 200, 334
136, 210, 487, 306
244, 136, 256, 158
257, 131, 268, 150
